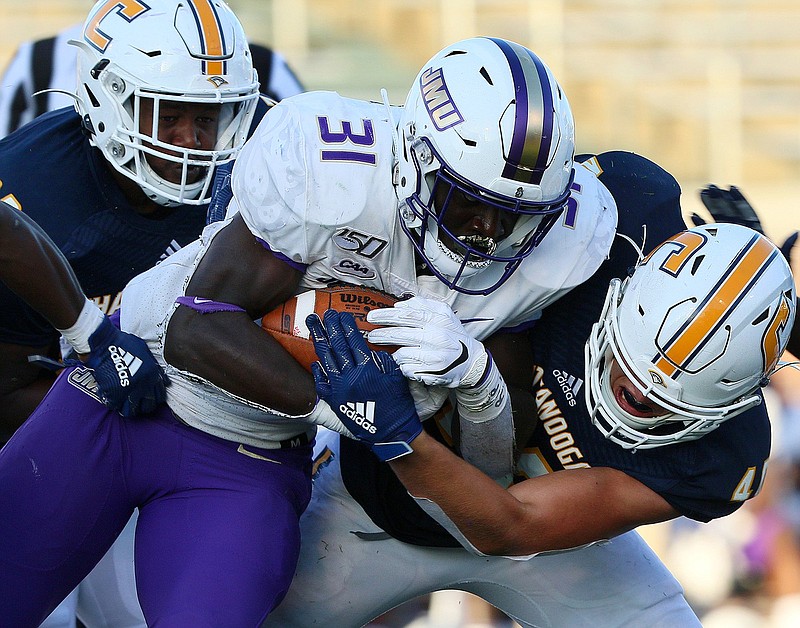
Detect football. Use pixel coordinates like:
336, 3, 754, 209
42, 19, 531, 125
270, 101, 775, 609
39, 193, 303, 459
261, 285, 400, 372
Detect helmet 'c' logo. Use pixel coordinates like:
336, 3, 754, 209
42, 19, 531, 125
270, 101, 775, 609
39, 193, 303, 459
84, 0, 151, 53
762, 293, 792, 373
84, 0, 229, 77
420, 67, 464, 131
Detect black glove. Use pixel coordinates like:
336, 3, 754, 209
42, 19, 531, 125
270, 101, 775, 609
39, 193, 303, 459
82, 317, 169, 416
694, 184, 765, 234
780, 231, 798, 266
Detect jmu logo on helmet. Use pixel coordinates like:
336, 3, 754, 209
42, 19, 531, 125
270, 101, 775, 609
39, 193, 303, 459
420, 67, 464, 131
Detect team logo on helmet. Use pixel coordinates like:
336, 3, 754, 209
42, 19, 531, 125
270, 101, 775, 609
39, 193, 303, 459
420, 67, 464, 131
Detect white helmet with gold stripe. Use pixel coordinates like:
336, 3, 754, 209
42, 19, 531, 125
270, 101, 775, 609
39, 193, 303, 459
586, 223, 796, 449
72, 0, 259, 206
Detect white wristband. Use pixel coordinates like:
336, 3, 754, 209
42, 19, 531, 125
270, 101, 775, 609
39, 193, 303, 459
56, 297, 105, 354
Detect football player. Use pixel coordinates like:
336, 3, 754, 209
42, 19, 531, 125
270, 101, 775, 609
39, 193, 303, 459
0, 37, 617, 625
0, 1, 261, 626
0, 0, 261, 435
307, 218, 794, 627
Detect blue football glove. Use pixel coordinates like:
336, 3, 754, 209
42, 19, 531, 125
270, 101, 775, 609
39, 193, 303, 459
307, 310, 422, 462
82, 317, 169, 417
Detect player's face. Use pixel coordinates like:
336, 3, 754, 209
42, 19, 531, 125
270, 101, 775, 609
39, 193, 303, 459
138, 98, 221, 185
608, 359, 669, 419
432, 183, 518, 258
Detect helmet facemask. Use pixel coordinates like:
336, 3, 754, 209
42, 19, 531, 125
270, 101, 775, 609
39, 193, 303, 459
398, 136, 571, 296
118, 88, 257, 206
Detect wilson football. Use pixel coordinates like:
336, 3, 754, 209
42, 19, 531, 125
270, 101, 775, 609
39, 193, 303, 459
261, 285, 400, 372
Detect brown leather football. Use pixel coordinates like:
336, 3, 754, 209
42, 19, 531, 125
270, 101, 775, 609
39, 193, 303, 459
261, 285, 400, 372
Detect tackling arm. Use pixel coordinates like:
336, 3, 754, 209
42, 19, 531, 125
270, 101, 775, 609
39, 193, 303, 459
0, 201, 168, 424
312, 309, 679, 557
392, 431, 679, 556
0, 201, 86, 430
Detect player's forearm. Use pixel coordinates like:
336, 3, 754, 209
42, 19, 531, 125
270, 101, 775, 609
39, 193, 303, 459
165, 306, 317, 416
390, 430, 535, 556
0, 202, 86, 330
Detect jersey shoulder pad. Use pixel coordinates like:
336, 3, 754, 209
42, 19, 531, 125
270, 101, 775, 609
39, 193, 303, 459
518, 164, 617, 294
232, 93, 397, 265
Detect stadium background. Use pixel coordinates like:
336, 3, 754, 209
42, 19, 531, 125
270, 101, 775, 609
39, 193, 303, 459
1, 1, 800, 626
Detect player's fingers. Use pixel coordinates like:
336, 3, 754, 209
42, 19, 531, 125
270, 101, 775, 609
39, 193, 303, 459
372, 350, 401, 375
307, 313, 342, 375
367, 326, 424, 347
339, 311, 372, 366
310, 361, 332, 399
690, 213, 707, 227
321, 310, 360, 369
781, 231, 798, 263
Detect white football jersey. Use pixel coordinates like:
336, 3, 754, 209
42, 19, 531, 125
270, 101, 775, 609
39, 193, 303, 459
232, 91, 618, 339
122, 91, 617, 448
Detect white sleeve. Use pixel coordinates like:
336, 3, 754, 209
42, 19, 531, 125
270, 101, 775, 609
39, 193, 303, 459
0, 41, 34, 137
229, 100, 312, 264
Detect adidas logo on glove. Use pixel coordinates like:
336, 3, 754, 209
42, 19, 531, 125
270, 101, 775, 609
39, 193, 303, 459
339, 401, 377, 434
108, 346, 143, 388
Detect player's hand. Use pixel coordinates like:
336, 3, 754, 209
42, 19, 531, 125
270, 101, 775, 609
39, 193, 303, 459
83, 317, 169, 416
366, 296, 488, 389
694, 184, 765, 233
307, 310, 422, 461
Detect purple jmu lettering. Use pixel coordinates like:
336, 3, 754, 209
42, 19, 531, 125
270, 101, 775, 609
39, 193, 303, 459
420, 67, 463, 131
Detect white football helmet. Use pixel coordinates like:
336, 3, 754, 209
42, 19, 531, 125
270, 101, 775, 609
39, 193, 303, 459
394, 37, 575, 295
71, 0, 259, 206
586, 223, 796, 450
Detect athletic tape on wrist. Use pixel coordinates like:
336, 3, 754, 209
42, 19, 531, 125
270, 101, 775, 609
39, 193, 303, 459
56, 297, 104, 354
456, 353, 508, 422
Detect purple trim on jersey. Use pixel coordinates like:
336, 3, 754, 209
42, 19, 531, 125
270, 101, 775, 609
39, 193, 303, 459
175, 295, 246, 314
489, 37, 554, 186
498, 319, 538, 334
0, 367, 312, 625
321, 150, 377, 165
256, 236, 308, 273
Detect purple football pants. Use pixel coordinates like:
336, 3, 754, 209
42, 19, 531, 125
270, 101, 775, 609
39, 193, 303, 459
0, 366, 312, 627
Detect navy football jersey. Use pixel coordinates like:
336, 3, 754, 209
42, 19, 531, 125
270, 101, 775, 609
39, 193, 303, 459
523, 151, 770, 523
0, 108, 208, 346
339, 151, 770, 547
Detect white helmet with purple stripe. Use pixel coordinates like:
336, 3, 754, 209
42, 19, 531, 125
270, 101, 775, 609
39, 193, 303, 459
394, 37, 575, 294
